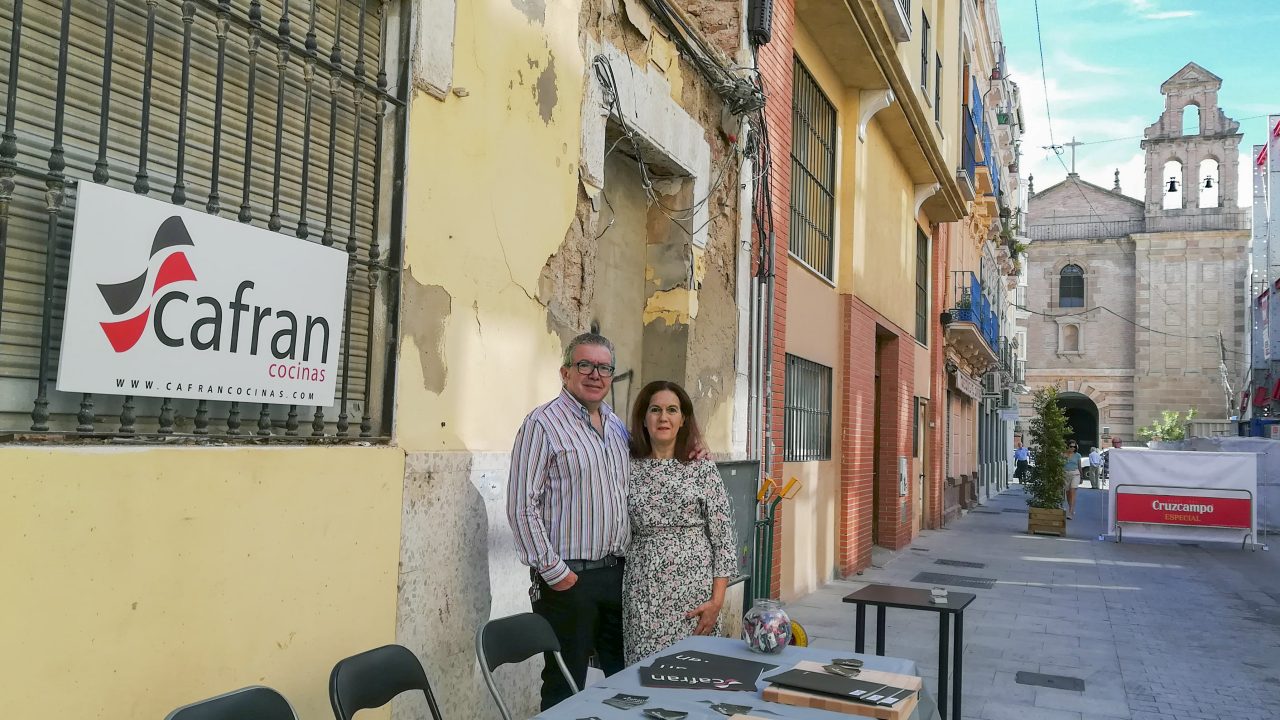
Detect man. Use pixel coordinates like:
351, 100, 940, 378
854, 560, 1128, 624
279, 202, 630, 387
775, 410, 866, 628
1102, 436, 1122, 485
1088, 446, 1103, 489
1013, 438, 1030, 482
507, 333, 630, 710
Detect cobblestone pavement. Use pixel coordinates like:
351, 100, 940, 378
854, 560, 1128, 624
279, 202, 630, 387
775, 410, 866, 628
787, 485, 1280, 720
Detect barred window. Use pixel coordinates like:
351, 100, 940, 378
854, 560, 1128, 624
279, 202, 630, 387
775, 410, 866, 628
1059, 264, 1085, 308
790, 57, 837, 281
784, 354, 832, 462
0, 1, 409, 440
920, 12, 931, 93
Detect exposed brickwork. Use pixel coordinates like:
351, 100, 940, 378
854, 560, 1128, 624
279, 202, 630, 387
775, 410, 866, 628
756, 0, 795, 600
926, 223, 949, 529
837, 295, 919, 572
838, 295, 876, 576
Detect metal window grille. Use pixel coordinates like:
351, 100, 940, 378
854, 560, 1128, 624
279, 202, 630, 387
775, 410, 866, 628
783, 354, 831, 462
1059, 264, 1085, 308
915, 228, 928, 343
789, 57, 836, 281
919, 12, 930, 92
0, 0, 409, 441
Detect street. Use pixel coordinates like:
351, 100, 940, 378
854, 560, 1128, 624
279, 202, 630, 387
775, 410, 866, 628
789, 486, 1280, 720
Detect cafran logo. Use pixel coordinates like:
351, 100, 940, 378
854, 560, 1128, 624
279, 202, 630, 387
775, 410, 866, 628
96, 216, 332, 371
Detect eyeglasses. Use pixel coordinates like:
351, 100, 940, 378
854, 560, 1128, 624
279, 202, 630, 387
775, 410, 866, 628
568, 360, 615, 378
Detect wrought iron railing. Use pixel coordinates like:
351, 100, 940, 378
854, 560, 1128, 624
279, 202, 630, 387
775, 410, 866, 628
0, 0, 409, 441
783, 353, 832, 462
949, 271, 999, 353
790, 57, 837, 281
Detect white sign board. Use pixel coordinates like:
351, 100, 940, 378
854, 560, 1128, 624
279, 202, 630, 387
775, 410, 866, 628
1106, 449, 1258, 546
999, 407, 1019, 422
57, 183, 348, 406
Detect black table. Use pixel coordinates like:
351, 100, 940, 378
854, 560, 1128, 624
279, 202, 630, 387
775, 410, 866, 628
843, 584, 975, 720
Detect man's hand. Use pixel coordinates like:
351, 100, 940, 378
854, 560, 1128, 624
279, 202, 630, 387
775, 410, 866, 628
686, 599, 723, 635
550, 571, 579, 592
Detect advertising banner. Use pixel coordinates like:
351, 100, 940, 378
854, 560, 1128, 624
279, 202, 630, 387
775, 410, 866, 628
1115, 491, 1251, 529
57, 183, 349, 406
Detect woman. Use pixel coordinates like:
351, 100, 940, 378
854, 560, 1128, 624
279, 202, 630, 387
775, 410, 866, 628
623, 380, 736, 665
1063, 442, 1082, 519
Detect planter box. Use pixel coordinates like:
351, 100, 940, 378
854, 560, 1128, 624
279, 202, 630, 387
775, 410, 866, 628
1028, 507, 1066, 536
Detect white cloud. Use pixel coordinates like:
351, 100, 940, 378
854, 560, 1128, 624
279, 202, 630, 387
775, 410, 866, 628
1054, 52, 1126, 77
1143, 10, 1196, 20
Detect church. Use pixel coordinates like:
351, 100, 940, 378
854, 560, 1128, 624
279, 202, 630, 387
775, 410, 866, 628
1019, 63, 1249, 449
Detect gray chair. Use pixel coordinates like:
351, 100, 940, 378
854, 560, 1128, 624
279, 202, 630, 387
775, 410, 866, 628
164, 686, 297, 720
476, 613, 578, 720
329, 644, 445, 720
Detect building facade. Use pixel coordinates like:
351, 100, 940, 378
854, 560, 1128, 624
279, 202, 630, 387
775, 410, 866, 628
1022, 63, 1248, 448
1, 0, 756, 717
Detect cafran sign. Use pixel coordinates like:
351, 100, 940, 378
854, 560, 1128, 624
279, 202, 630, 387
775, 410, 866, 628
57, 183, 349, 406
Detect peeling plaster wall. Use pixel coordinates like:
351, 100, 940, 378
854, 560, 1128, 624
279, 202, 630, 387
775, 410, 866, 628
394, 0, 745, 714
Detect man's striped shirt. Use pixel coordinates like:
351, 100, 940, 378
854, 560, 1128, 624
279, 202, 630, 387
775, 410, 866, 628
507, 389, 630, 585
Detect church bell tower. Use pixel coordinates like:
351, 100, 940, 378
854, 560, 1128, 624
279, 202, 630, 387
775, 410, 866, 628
1141, 62, 1244, 223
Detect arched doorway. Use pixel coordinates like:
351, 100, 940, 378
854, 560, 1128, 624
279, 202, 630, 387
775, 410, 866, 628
1057, 392, 1100, 453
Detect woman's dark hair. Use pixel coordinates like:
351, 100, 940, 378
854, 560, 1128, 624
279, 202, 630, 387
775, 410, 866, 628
629, 380, 704, 461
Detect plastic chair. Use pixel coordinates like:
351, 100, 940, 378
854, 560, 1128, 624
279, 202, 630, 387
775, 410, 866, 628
164, 686, 298, 720
476, 612, 578, 720
329, 644, 445, 720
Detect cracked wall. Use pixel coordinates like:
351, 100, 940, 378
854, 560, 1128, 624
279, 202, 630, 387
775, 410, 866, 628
395, 0, 745, 714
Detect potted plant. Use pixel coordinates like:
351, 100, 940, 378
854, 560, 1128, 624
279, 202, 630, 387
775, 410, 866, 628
1025, 387, 1069, 536
1138, 408, 1196, 450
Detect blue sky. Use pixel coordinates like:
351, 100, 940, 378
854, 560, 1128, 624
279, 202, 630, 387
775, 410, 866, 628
998, 0, 1279, 207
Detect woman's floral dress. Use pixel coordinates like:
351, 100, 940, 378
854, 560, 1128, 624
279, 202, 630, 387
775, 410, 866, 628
622, 458, 737, 665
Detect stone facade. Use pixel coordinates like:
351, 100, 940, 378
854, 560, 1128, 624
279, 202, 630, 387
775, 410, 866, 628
1023, 64, 1249, 443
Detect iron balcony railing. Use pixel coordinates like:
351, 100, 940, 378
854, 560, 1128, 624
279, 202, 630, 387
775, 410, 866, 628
949, 271, 999, 353
0, 0, 410, 441
960, 103, 978, 185
970, 79, 1001, 202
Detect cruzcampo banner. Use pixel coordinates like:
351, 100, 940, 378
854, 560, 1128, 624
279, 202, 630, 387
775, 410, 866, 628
57, 182, 348, 406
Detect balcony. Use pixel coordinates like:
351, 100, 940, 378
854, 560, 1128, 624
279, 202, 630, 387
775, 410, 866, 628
970, 80, 1000, 215
945, 272, 1000, 371
874, 0, 912, 42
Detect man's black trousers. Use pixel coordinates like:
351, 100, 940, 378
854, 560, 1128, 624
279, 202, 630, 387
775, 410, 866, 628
530, 562, 626, 711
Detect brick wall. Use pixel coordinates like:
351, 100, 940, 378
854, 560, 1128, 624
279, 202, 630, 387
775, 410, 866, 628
927, 223, 949, 529
757, 0, 795, 599
837, 294, 919, 573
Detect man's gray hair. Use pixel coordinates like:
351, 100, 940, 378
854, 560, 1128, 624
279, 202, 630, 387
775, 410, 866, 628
563, 332, 615, 366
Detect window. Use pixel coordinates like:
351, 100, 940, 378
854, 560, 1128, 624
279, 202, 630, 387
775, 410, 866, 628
1059, 265, 1085, 308
784, 354, 832, 462
934, 54, 943, 122
0, 1, 409, 439
915, 229, 929, 343
790, 57, 837, 281
912, 397, 923, 457
920, 12, 931, 93
1061, 324, 1081, 353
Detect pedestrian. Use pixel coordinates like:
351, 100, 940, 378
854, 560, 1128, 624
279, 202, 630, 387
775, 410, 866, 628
1063, 442, 1082, 519
1102, 436, 1122, 484
507, 332, 630, 710
1013, 438, 1030, 482
622, 380, 736, 665
1088, 446, 1103, 489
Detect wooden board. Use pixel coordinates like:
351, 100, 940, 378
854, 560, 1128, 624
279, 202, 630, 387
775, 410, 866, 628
1028, 507, 1066, 536
761, 660, 921, 720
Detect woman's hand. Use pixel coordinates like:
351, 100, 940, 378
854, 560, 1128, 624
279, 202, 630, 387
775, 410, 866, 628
686, 598, 723, 635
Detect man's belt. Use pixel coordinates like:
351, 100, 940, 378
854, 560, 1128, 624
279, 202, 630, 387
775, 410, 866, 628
563, 555, 624, 573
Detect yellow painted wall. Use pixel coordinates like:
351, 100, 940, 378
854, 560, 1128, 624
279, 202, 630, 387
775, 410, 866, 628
398, 0, 586, 454
0, 446, 405, 719
851, 117, 916, 332
780, 258, 842, 600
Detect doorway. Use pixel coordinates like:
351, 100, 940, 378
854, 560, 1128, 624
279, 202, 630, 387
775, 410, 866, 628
1058, 392, 1100, 453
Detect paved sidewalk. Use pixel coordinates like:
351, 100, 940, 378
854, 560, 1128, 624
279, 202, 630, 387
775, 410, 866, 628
788, 485, 1280, 720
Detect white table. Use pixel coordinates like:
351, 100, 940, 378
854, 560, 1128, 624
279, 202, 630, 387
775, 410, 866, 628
532, 636, 941, 719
